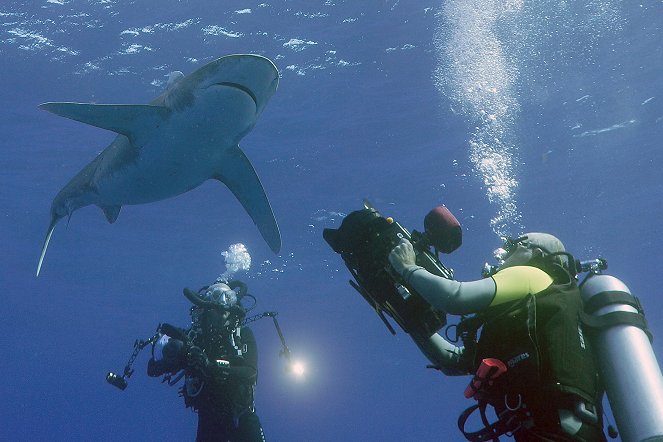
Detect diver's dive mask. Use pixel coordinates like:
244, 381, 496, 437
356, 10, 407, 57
203, 283, 238, 308
189, 283, 240, 331
481, 233, 567, 277
481, 235, 531, 277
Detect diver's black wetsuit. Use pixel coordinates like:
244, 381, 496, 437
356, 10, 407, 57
148, 325, 265, 442
189, 327, 265, 442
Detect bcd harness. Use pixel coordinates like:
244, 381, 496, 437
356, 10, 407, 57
180, 320, 256, 418
454, 258, 608, 442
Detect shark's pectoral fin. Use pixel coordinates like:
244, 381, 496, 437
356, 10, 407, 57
101, 205, 122, 224
39, 103, 170, 146
36, 215, 62, 277
215, 146, 281, 254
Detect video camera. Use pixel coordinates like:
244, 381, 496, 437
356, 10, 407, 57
323, 200, 461, 337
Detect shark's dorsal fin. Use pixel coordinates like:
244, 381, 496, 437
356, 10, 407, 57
39, 103, 170, 145
214, 145, 281, 254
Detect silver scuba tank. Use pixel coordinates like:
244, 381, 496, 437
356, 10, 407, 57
580, 273, 663, 442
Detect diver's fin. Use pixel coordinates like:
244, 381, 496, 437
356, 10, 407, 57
36, 215, 61, 277
101, 205, 122, 224
38, 102, 170, 145
213, 145, 281, 254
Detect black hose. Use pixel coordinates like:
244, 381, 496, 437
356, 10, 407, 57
183, 288, 222, 310
182, 286, 247, 320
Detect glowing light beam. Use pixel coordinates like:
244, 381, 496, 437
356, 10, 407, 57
290, 360, 306, 378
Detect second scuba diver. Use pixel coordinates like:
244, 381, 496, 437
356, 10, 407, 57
147, 280, 266, 442
389, 233, 607, 441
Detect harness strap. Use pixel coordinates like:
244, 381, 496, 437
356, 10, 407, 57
583, 290, 643, 314
458, 402, 522, 442
580, 310, 652, 342
580, 290, 652, 342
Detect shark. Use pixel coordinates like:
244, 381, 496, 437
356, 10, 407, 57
36, 54, 282, 276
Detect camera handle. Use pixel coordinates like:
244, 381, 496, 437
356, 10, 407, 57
106, 325, 161, 391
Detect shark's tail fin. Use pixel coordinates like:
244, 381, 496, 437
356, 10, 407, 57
36, 215, 60, 277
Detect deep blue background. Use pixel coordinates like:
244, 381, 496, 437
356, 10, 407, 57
2, 1, 662, 441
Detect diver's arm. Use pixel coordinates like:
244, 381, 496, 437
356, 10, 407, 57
389, 239, 553, 315
389, 239, 495, 314
410, 332, 470, 376
187, 328, 258, 384
185, 349, 255, 384
408, 271, 496, 315
220, 365, 256, 381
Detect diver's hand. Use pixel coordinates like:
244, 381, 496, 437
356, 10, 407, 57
389, 238, 417, 276
186, 346, 209, 371
185, 348, 234, 382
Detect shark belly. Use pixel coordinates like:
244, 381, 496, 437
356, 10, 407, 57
93, 86, 258, 206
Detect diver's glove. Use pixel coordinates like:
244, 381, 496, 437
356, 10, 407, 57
185, 345, 208, 372
186, 346, 231, 382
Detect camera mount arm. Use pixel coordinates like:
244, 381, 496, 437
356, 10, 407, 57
106, 326, 161, 390
243, 311, 292, 362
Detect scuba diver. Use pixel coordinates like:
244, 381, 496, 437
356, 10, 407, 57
389, 233, 607, 442
147, 280, 266, 442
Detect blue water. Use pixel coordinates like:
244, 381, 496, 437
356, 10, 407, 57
2, 1, 662, 441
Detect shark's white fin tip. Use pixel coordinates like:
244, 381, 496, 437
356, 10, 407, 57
37, 219, 58, 277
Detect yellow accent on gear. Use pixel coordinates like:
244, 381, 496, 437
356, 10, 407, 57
490, 266, 553, 307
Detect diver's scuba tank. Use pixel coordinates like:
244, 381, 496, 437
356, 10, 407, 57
580, 273, 663, 442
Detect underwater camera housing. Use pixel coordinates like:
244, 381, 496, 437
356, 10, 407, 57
323, 201, 458, 337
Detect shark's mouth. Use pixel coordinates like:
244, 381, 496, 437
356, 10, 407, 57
216, 82, 258, 109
